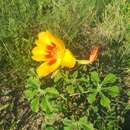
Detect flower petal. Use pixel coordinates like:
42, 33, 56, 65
61, 49, 76, 68
36, 59, 61, 78
36, 31, 65, 58
48, 32, 65, 56
89, 47, 99, 63
32, 46, 45, 61
37, 32, 51, 46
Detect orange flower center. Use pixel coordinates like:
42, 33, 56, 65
45, 42, 57, 65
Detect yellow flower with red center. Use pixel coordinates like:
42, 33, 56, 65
32, 31, 76, 78
32, 31, 99, 78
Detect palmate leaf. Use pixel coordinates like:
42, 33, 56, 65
90, 71, 100, 85
52, 70, 63, 82
63, 118, 77, 130
102, 73, 117, 85
31, 97, 39, 112
26, 76, 41, 89
82, 123, 94, 130
79, 117, 94, 130
41, 122, 55, 130
45, 127, 54, 130
107, 86, 120, 97
78, 85, 84, 93
87, 93, 96, 104
64, 127, 72, 130
24, 89, 38, 100
42, 126, 55, 130
45, 87, 59, 95
127, 90, 130, 96
63, 118, 75, 126
41, 96, 53, 113
66, 85, 74, 94
100, 93, 110, 108
63, 117, 94, 130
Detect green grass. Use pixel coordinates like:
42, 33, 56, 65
1, 0, 130, 130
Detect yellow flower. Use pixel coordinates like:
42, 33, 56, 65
61, 49, 76, 68
32, 31, 76, 78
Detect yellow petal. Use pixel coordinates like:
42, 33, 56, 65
37, 31, 65, 58
36, 59, 61, 78
32, 46, 45, 62
61, 49, 76, 68
37, 32, 51, 47
48, 32, 65, 56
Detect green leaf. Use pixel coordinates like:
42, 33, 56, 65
82, 122, 94, 130
63, 118, 73, 125
127, 90, 130, 96
87, 93, 96, 104
41, 96, 53, 113
93, 106, 98, 113
63, 118, 76, 130
45, 126, 55, 130
78, 86, 84, 93
31, 97, 39, 112
79, 117, 94, 130
125, 104, 130, 110
52, 70, 63, 82
64, 127, 72, 130
41, 123, 55, 130
72, 71, 78, 78
90, 71, 100, 85
66, 85, 74, 94
45, 87, 59, 95
102, 73, 117, 85
26, 77, 40, 89
24, 89, 38, 100
107, 86, 120, 97
128, 23, 130, 30
100, 93, 110, 108
83, 123, 94, 130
